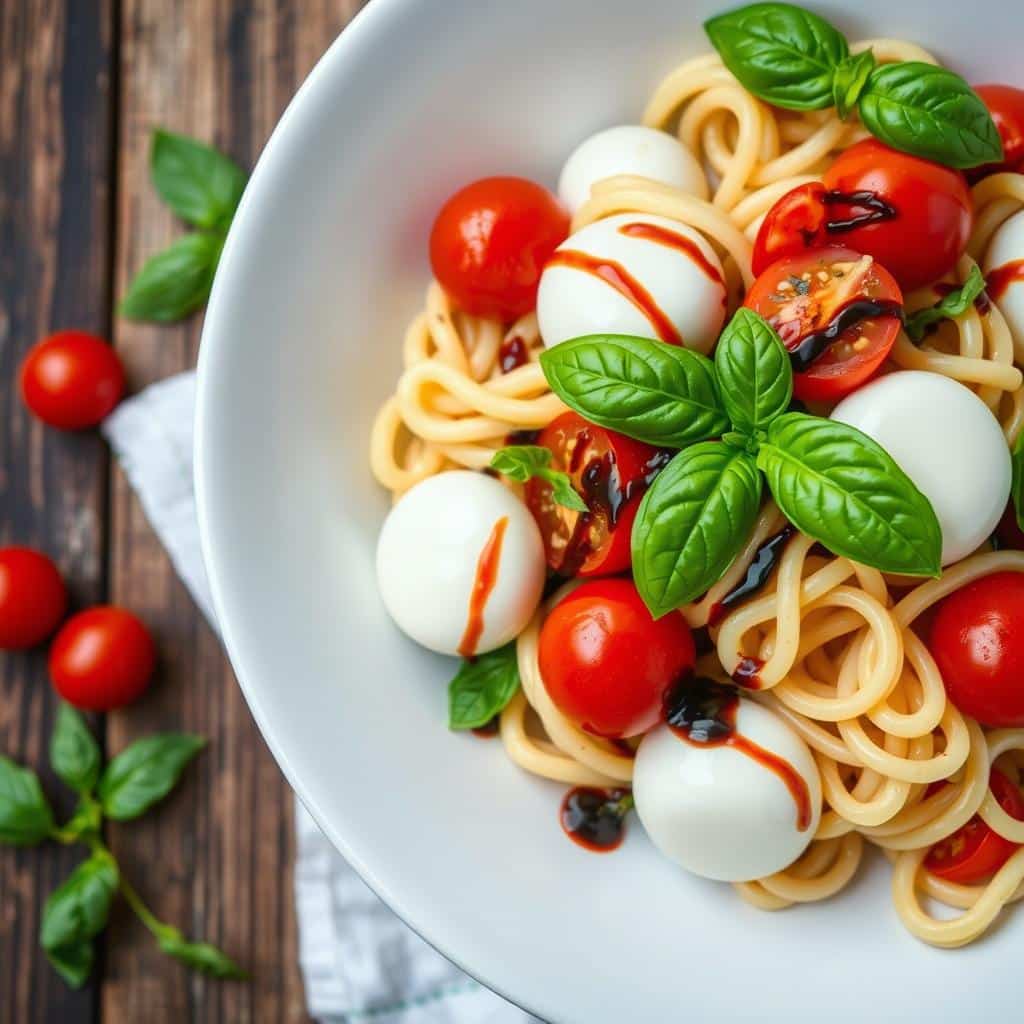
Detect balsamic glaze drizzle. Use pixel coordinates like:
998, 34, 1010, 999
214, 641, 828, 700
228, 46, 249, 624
560, 788, 632, 852
821, 189, 898, 233
788, 297, 904, 373
710, 526, 795, 624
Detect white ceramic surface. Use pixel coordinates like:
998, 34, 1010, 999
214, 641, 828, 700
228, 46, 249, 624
194, 2, 1022, 1020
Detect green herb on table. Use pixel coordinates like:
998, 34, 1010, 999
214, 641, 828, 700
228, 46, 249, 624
904, 266, 988, 342
704, 2, 1002, 169
0, 704, 245, 988
120, 130, 248, 323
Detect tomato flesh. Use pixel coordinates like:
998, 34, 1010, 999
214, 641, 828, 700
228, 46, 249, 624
743, 246, 903, 403
538, 578, 696, 738
970, 85, 1024, 180
0, 547, 68, 650
925, 769, 1024, 884
524, 412, 667, 577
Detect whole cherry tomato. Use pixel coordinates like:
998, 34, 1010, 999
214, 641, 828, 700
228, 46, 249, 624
970, 85, 1024, 180
429, 176, 569, 319
929, 571, 1024, 728
538, 578, 696, 738
0, 547, 68, 650
744, 246, 902, 403
20, 331, 125, 430
752, 141, 973, 291
524, 412, 668, 577
925, 769, 1024, 884
49, 607, 157, 711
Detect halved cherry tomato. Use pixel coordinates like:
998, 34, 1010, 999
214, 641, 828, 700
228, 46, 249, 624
752, 141, 973, 291
538, 578, 696, 738
0, 547, 68, 650
743, 246, 903, 403
929, 571, 1024, 728
524, 412, 668, 577
970, 85, 1024, 181
429, 176, 569, 320
925, 769, 1024, 884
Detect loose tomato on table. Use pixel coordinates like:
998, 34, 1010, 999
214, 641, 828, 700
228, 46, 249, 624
0, 547, 68, 650
929, 571, 1024, 728
751, 140, 974, 292
743, 246, 903, 403
538, 578, 696, 739
970, 85, 1024, 180
49, 606, 157, 711
925, 769, 1024, 884
429, 176, 569, 320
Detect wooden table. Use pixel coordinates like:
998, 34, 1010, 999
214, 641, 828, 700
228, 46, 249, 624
1, 2, 364, 1019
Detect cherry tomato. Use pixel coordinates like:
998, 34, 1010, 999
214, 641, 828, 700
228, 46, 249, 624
752, 141, 973, 291
925, 769, 1024, 883
20, 331, 125, 430
49, 607, 157, 711
0, 547, 68, 650
929, 572, 1024, 728
429, 176, 569, 320
524, 413, 667, 577
744, 246, 902, 403
538, 578, 696, 738
970, 85, 1024, 180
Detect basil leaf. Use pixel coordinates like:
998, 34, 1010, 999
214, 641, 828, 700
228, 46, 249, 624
714, 309, 792, 436
151, 129, 246, 230
40, 849, 118, 952
490, 446, 588, 512
0, 756, 55, 846
757, 413, 942, 575
157, 927, 248, 980
50, 704, 101, 794
905, 266, 987, 342
704, 2, 848, 111
47, 939, 95, 989
540, 335, 729, 448
98, 734, 205, 821
119, 232, 222, 323
832, 50, 875, 120
448, 644, 520, 731
1011, 429, 1024, 533
858, 63, 1003, 169
632, 443, 763, 617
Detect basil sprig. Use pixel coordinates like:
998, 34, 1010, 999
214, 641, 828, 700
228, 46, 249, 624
704, 2, 1002, 169
540, 312, 943, 617
905, 267, 988, 342
448, 643, 520, 730
490, 446, 587, 512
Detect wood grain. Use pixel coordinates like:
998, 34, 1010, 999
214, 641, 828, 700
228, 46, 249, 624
0, 2, 113, 1022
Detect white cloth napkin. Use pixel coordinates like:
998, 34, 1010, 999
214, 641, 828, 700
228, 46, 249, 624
102, 372, 537, 1024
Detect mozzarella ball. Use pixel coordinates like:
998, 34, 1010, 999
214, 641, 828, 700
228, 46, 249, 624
537, 213, 727, 353
376, 471, 545, 656
633, 699, 821, 882
558, 125, 708, 213
831, 371, 1010, 565
984, 207, 1024, 346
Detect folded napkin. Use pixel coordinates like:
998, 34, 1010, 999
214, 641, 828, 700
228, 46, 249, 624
103, 372, 537, 1024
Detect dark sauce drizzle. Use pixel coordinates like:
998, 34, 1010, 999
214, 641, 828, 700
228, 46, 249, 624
708, 526, 795, 627
731, 656, 765, 691
821, 189, 898, 233
499, 335, 530, 373
788, 297, 904, 373
504, 429, 540, 446
987, 260, 1024, 303
560, 787, 633, 852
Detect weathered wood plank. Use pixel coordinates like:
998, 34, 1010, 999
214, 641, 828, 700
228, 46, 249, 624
104, 3, 364, 1021
0, 2, 114, 1022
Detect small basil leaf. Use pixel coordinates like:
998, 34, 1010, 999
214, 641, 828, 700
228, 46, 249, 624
905, 266, 987, 342
119, 232, 222, 323
632, 443, 763, 617
151, 129, 246, 230
858, 63, 1003, 169
40, 850, 118, 952
50, 704, 101, 794
490, 446, 588, 512
704, 2, 849, 111
0, 757, 55, 846
1012, 429, 1024, 533
448, 644, 520, 731
540, 335, 729, 448
832, 49, 875, 120
758, 413, 942, 575
714, 309, 792, 435
46, 940, 95, 989
157, 928, 248, 980
98, 734, 205, 821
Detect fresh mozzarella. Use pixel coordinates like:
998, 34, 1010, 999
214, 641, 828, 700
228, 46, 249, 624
376, 471, 545, 657
984, 207, 1024, 345
558, 125, 708, 213
830, 371, 1010, 565
537, 212, 727, 353
633, 699, 821, 882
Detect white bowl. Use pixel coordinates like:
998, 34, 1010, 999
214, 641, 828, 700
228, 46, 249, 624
195, 1, 1021, 1020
